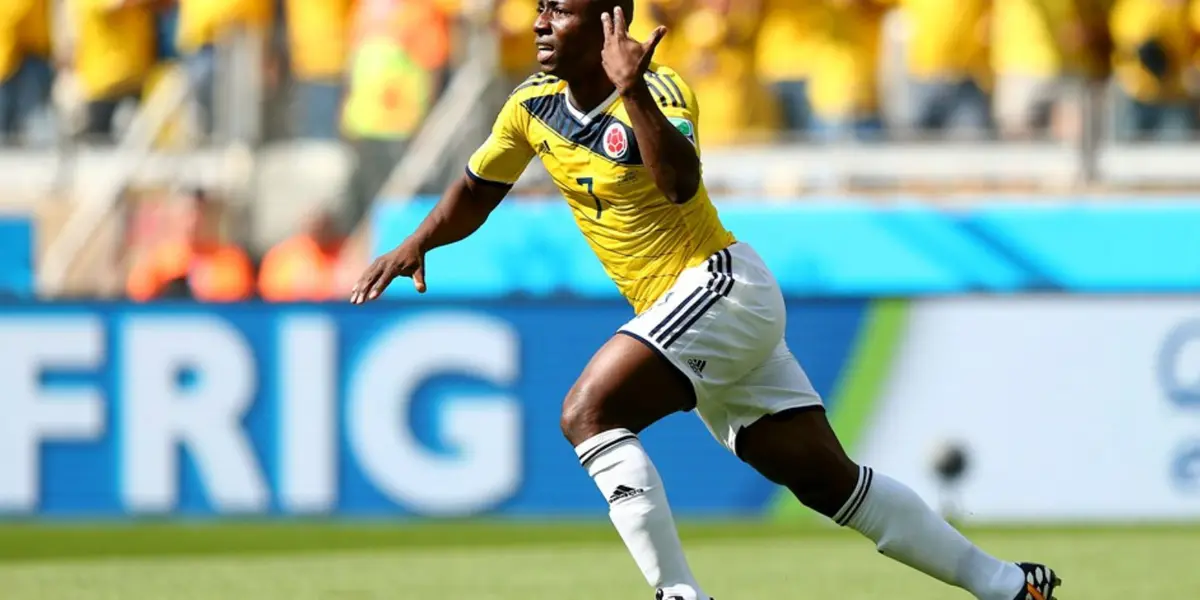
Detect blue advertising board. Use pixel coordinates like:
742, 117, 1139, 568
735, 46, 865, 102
0, 217, 33, 298
0, 300, 869, 519
373, 199, 1200, 296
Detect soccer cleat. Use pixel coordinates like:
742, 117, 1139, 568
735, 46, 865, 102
654, 591, 714, 600
1014, 562, 1061, 600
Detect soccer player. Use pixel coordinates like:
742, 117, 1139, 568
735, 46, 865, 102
350, 1, 1062, 599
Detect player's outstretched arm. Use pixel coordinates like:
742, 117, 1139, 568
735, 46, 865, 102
350, 174, 507, 303
600, 8, 700, 204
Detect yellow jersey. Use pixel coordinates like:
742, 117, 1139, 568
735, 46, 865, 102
1110, 0, 1192, 102
466, 65, 735, 314
71, 0, 156, 100
900, 0, 990, 82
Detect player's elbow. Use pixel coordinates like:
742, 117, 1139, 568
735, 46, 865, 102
651, 156, 700, 204
664, 172, 700, 205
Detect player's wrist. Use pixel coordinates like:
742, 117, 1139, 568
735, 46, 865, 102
617, 79, 652, 101
404, 234, 431, 255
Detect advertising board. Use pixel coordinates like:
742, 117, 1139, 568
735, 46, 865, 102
0, 300, 868, 518
854, 297, 1200, 523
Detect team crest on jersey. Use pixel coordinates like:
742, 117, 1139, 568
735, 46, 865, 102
603, 123, 629, 159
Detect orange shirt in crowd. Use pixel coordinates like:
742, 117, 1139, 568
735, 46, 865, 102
258, 234, 344, 301
127, 240, 255, 302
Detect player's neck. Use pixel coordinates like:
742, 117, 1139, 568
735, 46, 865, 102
563, 71, 617, 115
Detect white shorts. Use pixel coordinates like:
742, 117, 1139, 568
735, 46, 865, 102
619, 242, 823, 454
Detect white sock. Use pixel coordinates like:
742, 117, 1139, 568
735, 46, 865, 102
576, 429, 707, 600
836, 466, 1024, 600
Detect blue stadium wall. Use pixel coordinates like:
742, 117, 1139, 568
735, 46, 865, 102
0, 199, 1196, 520
371, 198, 1200, 297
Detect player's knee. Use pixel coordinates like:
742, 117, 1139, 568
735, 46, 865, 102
560, 381, 606, 446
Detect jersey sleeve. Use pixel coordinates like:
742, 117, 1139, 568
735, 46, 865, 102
643, 66, 701, 151
466, 93, 536, 186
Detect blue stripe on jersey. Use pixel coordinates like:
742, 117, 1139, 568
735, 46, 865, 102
652, 249, 734, 347
643, 76, 672, 107
510, 73, 560, 97
465, 166, 514, 189
520, 94, 644, 166
649, 72, 686, 108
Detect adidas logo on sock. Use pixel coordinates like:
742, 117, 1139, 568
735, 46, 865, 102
607, 484, 645, 504
686, 358, 707, 377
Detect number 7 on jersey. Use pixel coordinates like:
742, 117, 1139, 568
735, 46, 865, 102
576, 177, 603, 219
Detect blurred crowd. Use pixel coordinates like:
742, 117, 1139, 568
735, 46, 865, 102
586, 0, 1200, 144
0, 0, 450, 147
123, 188, 356, 302
4, 0, 1200, 152
12, 0, 1200, 302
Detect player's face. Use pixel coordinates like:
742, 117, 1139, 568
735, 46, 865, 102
533, 0, 603, 76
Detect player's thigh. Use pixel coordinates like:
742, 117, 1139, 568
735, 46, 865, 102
560, 332, 696, 444
698, 340, 823, 453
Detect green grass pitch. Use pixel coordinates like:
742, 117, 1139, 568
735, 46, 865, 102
0, 521, 1196, 599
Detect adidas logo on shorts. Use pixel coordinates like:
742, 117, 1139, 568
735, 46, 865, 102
608, 485, 644, 504
686, 358, 707, 377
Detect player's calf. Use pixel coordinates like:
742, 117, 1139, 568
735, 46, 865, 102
737, 407, 1048, 600
735, 406, 859, 518
563, 334, 710, 600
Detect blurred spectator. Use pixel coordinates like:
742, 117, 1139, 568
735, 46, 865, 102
342, 0, 450, 205
630, 0, 687, 69
126, 189, 255, 302
807, 0, 889, 141
0, 0, 53, 146
258, 208, 347, 302
900, 0, 993, 136
69, 0, 158, 144
755, 0, 823, 138
496, 0, 538, 89
991, 0, 1114, 140
1109, 0, 1198, 141
674, 0, 775, 146
176, 0, 276, 136
285, 0, 354, 140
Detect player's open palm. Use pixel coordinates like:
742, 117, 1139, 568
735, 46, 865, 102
601, 7, 665, 94
350, 240, 426, 303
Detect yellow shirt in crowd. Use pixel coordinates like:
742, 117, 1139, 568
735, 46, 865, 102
0, 0, 48, 82
991, 0, 1113, 78
1110, 0, 1193, 102
177, 0, 275, 53
807, 0, 888, 121
71, 0, 156, 100
901, 0, 991, 84
20, 0, 51, 60
628, 0, 687, 70
341, 0, 450, 140
496, 0, 537, 81
674, 3, 775, 145
287, 0, 355, 81
755, 0, 826, 83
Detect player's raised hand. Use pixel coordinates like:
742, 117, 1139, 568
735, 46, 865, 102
350, 240, 427, 303
601, 7, 665, 95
